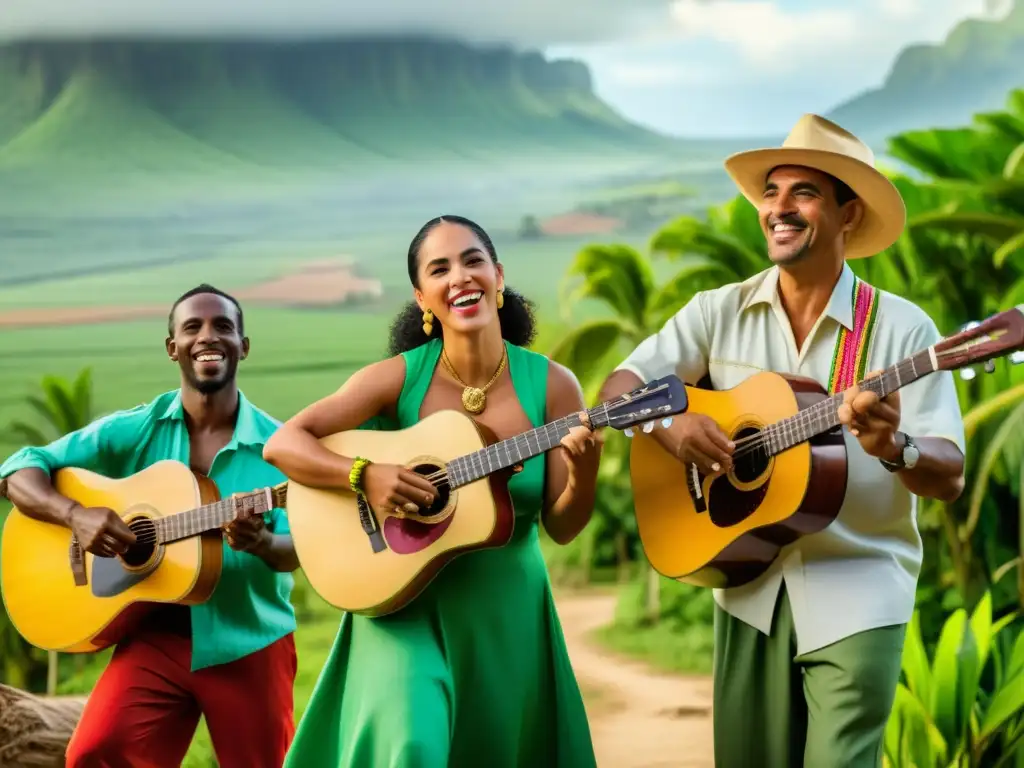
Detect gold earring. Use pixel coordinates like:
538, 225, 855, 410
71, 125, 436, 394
496, 290, 504, 309
422, 308, 434, 336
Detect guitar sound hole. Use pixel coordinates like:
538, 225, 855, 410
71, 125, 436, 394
410, 463, 451, 515
732, 426, 770, 484
121, 517, 157, 567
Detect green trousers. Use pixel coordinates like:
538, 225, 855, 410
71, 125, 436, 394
712, 588, 906, 768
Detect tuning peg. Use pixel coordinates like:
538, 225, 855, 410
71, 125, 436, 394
984, 360, 996, 373
642, 421, 655, 434
960, 367, 977, 381
624, 428, 634, 438
1010, 351, 1024, 365
662, 417, 674, 429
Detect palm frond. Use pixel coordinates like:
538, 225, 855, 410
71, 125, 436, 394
548, 320, 629, 395
561, 244, 655, 331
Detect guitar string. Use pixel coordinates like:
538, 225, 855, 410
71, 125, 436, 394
412, 391, 640, 487
709, 345, 969, 464
124, 394, 647, 546
110, 346, 983, 548
127, 407, 597, 545
130, 496, 291, 545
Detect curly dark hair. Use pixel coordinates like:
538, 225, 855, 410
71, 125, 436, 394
387, 215, 537, 356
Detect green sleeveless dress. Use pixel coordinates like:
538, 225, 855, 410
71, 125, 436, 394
283, 338, 597, 767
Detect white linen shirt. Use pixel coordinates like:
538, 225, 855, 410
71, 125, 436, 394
617, 263, 966, 655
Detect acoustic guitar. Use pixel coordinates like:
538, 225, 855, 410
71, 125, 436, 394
629, 306, 1024, 590
0, 460, 285, 653
285, 374, 688, 617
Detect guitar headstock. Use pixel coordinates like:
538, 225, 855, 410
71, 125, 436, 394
938, 307, 1024, 380
591, 375, 689, 434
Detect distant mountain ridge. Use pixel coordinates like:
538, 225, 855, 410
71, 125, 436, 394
827, 1, 1024, 143
0, 37, 676, 178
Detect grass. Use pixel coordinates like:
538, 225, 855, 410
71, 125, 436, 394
592, 620, 714, 676
588, 576, 717, 677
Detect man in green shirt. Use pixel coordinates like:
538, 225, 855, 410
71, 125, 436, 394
0, 284, 300, 768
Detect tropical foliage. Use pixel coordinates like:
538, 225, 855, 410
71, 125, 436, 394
3, 75, 1024, 766
549, 87, 1024, 762
884, 589, 1024, 767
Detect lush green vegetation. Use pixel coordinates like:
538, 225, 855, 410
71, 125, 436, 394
4, 32, 1024, 765
549, 86, 1024, 764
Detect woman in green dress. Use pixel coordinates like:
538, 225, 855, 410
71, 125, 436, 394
263, 215, 601, 767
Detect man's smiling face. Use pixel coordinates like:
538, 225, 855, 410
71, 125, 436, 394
758, 164, 859, 267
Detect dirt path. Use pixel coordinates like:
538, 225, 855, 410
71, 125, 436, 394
556, 590, 714, 768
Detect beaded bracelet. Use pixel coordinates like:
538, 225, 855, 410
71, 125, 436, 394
349, 457, 371, 495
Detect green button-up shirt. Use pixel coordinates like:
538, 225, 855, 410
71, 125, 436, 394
0, 389, 296, 671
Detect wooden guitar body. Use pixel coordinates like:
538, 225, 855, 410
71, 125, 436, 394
0, 461, 223, 653
630, 371, 848, 589
285, 410, 516, 617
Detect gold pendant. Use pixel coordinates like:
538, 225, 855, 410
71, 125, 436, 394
461, 387, 486, 414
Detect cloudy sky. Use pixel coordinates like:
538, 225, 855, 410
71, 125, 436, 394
554, 0, 1001, 136
0, 0, 1006, 136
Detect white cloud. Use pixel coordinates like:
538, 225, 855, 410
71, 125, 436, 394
666, 0, 991, 74
557, 0, 999, 136
668, 1, 855, 66
0, 0, 677, 46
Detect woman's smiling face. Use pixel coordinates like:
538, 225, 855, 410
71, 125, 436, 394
414, 221, 504, 336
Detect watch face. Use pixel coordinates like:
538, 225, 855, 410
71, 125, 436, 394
904, 444, 920, 469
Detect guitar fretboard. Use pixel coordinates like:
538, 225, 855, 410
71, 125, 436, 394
762, 348, 935, 455
150, 485, 287, 545
446, 404, 611, 488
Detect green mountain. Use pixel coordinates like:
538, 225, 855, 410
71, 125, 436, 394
827, 1, 1024, 144
0, 37, 676, 180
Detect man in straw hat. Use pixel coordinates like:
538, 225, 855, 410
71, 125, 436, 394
599, 114, 966, 766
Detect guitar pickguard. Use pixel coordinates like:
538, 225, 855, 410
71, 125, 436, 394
382, 514, 455, 555
90, 556, 151, 598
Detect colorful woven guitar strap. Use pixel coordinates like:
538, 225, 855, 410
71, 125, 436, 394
827, 277, 880, 395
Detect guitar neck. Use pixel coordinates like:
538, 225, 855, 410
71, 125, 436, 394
768, 348, 936, 455
155, 484, 288, 544
447, 405, 612, 488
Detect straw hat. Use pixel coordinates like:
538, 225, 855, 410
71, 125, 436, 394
723, 114, 906, 259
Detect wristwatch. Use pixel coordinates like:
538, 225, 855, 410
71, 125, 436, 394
880, 432, 919, 472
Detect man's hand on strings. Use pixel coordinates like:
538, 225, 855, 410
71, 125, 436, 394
837, 370, 902, 460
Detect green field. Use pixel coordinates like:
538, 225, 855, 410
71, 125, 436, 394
0, 225, 657, 460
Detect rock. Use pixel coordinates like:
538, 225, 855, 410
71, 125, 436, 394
0, 685, 86, 768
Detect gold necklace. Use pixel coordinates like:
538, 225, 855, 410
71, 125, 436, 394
441, 346, 507, 414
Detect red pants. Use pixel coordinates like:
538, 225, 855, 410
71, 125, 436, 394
65, 629, 296, 768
